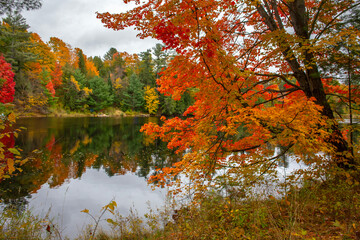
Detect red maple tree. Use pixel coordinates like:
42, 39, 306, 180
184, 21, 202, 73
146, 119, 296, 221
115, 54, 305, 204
0, 55, 15, 104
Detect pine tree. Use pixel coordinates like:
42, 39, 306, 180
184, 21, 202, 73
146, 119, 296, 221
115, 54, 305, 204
103, 47, 117, 61
138, 50, 155, 87
87, 76, 114, 112
0, 13, 35, 72
0, 0, 42, 15
122, 74, 144, 111
0, 13, 36, 93
76, 49, 86, 76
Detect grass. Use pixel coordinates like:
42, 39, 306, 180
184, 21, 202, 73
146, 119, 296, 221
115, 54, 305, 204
0, 206, 62, 240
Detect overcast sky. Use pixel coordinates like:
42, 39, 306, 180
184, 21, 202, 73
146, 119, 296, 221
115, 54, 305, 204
22, 0, 159, 58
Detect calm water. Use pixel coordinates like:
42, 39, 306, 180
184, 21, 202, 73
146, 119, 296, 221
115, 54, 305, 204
0, 117, 180, 238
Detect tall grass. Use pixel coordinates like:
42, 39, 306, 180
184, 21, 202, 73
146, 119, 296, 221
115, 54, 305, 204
0, 206, 63, 240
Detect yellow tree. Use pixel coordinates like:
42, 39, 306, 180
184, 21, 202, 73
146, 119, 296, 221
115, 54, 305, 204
144, 85, 159, 115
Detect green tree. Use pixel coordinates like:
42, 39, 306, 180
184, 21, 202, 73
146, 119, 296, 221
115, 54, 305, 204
76, 48, 86, 76
87, 76, 114, 112
103, 47, 117, 61
161, 95, 176, 116
122, 74, 144, 111
0, 13, 34, 70
138, 49, 155, 87
0, 13, 36, 93
319, 6, 360, 152
0, 0, 42, 15
62, 69, 87, 111
152, 43, 168, 78
92, 56, 107, 78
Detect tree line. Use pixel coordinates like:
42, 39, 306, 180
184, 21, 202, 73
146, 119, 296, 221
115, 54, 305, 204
0, 1, 193, 116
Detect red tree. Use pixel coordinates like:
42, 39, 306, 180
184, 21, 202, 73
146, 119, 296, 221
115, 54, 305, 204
51, 62, 63, 89
0, 55, 15, 104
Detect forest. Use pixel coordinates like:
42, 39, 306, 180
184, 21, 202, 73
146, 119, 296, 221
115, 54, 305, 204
0, 3, 193, 118
1, 0, 360, 239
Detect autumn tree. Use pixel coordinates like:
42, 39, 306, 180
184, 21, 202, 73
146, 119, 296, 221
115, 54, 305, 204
48, 37, 77, 69
92, 56, 107, 78
109, 52, 126, 82
27, 33, 55, 73
144, 85, 159, 115
24, 33, 58, 101
51, 62, 63, 89
98, 0, 360, 195
0, 55, 15, 104
85, 57, 99, 78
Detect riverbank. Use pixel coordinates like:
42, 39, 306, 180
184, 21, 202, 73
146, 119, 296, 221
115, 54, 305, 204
14, 107, 150, 118
1, 179, 359, 240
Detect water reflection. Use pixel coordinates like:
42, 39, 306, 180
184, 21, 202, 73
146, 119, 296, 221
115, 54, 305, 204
0, 117, 180, 237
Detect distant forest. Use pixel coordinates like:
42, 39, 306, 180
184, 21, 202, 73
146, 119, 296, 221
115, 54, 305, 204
0, 3, 193, 116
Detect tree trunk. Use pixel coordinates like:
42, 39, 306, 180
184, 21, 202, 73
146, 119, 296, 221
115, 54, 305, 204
257, 0, 356, 169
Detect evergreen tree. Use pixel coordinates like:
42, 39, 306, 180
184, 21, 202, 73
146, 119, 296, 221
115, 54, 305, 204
138, 49, 155, 87
92, 56, 107, 78
103, 47, 117, 61
62, 69, 87, 111
152, 43, 168, 78
0, 13, 35, 72
0, 13, 36, 93
0, 0, 42, 15
87, 76, 114, 112
161, 95, 176, 116
122, 74, 144, 111
319, 6, 360, 150
76, 49, 86, 76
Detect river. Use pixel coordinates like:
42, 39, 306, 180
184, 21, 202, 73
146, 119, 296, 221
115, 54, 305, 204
0, 117, 180, 238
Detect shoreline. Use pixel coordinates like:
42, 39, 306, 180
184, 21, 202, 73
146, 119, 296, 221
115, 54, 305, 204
15, 111, 150, 118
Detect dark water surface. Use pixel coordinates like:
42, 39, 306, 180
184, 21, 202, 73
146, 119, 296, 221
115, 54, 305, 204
0, 117, 179, 238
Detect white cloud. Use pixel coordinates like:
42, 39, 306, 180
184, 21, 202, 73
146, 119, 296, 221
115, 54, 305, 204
22, 0, 159, 57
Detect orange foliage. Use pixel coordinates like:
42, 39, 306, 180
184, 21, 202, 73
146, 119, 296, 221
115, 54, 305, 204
48, 37, 74, 67
86, 58, 99, 77
98, 0, 358, 195
27, 33, 55, 74
118, 52, 140, 73
51, 62, 63, 89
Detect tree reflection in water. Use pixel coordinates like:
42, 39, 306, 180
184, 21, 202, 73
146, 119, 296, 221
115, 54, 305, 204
0, 117, 180, 210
